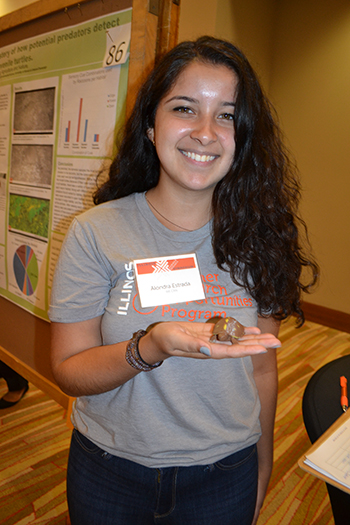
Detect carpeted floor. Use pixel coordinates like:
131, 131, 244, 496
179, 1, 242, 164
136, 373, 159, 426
0, 318, 349, 524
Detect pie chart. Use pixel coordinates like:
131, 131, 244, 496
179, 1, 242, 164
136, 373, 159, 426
13, 245, 38, 296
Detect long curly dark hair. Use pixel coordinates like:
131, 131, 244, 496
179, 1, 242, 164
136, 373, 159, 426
94, 36, 318, 325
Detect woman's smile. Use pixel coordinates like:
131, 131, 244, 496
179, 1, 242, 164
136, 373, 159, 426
180, 150, 217, 162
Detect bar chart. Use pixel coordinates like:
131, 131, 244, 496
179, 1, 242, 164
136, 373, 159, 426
58, 67, 120, 157
64, 98, 100, 144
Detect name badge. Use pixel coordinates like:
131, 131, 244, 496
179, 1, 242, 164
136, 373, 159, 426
134, 253, 205, 308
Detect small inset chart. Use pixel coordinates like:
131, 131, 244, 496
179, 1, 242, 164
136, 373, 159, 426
13, 245, 38, 296
58, 67, 120, 157
64, 97, 100, 145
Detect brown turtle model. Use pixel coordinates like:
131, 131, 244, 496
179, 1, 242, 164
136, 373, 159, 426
209, 316, 245, 344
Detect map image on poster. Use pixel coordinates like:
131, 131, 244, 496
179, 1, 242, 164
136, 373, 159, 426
9, 194, 50, 238
13, 244, 38, 296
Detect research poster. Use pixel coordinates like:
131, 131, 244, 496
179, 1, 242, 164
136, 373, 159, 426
0, 8, 132, 320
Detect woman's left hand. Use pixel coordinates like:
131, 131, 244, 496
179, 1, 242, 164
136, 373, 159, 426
141, 321, 281, 362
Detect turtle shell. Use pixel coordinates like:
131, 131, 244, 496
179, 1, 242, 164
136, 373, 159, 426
209, 317, 245, 344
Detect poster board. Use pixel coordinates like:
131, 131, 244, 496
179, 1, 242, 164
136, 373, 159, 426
0, 6, 133, 320
0, 0, 179, 407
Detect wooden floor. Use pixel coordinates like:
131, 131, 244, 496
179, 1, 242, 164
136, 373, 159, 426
259, 319, 350, 524
0, 318, 349, 524
0, 384, 71, 524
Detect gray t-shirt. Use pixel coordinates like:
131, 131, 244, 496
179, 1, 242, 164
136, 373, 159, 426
49, 192, 261, 468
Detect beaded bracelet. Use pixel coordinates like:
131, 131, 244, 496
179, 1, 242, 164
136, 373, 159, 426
125, 329, 163, 372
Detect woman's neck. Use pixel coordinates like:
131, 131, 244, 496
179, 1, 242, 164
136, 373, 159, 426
146, 186, 212, 232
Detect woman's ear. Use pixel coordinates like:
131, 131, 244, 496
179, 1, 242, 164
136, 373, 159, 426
147, 128, 155, 145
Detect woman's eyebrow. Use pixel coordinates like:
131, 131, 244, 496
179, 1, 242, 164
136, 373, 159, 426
164, 95, 236, 106
164, 95, 199, 104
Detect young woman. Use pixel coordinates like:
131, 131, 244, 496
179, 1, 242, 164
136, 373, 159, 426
49, 36, 317, 525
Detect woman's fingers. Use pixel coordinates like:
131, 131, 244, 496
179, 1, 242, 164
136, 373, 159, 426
243, 326, 261, 335
238, 333, 281, 347
206, 336, 280, 359
172, 333, 280, 360
196, 330, 281, 359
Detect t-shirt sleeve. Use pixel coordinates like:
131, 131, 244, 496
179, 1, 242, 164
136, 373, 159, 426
49, 217, 113, 323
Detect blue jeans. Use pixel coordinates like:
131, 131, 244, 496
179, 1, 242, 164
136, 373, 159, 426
67, 429, 258, 525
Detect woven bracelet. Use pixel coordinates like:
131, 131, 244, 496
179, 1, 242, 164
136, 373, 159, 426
125, 329, 163, 372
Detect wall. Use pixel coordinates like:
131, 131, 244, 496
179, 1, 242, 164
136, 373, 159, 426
178, 0, 277, 87
0, 0, 36, 17
269, 0, 350, 314
215, 0, 277, 90
179, 0, 350, 316
178, 0, 218, 41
